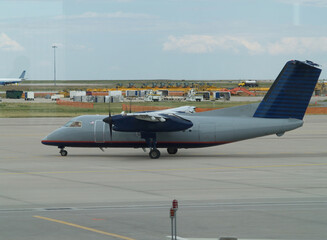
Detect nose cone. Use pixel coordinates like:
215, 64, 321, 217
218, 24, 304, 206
41, 135, 48, 144
41, 133, 53, 145
41, 128, 62, 146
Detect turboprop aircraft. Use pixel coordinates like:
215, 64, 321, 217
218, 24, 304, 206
0, 70, 26, 85
42, 60, 322, 159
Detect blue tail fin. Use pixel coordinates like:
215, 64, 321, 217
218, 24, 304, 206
253, 60, 321, 120
19, 70, 26, 79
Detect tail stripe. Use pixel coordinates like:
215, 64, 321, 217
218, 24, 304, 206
253, 60, 321, 120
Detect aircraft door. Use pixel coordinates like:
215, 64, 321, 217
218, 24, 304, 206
199, 123, 216, 142
94, 120, 105, 143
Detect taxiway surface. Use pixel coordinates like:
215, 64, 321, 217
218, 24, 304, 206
0, 116, 327, 240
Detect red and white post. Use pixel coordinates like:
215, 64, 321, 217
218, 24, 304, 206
170, 199, 178, 240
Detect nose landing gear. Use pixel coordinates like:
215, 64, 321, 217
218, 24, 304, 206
59, 147, 68, 156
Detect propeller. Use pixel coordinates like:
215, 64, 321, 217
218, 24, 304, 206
129, 99, 132, 113
103, 96, 113, 139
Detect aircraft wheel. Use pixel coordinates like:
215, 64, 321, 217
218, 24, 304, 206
149, 149, 160, 159
167, 147, 178, 154
60, 150, 68, 156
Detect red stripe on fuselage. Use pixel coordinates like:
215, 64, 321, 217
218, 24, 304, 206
41, 140, 231, 144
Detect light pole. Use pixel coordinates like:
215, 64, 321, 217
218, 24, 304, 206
52, 45, 57, 86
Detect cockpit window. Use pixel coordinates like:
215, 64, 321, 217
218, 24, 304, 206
64, 121, 82, 128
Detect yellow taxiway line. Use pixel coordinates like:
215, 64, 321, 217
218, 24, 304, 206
33, 215, 136, 240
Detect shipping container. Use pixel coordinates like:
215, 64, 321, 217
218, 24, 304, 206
6, 90, 23, 99
168, 91, 185, 96
95, 96, 105, 103
139, 90, 148, 97
126, 90, 139, 97
108, 90, 122, 97
70, 91, 86, 99
73, 96, 82, 102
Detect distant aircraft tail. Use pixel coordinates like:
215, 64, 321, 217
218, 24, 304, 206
253, 60, 321, 120
19, 70, 26, 79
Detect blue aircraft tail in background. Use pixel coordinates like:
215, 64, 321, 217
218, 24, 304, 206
253, 60, 321, 120
19, 70, 26, 79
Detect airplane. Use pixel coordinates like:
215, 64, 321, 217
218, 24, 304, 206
0, 70, 26, 85
42, 60, 322, 159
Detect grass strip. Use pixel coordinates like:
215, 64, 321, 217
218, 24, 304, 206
0, 101, 255, 118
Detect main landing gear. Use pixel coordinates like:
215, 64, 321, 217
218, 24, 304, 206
167, 147, 178, 155
141, 132, 160, 159
141, 132, 179, 159
141, 132, 161, 159
148, 147, 178, 159
149, 149, 160, 159
59, 147, 67, 156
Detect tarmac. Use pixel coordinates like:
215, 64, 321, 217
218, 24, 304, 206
0, 115, 327, 240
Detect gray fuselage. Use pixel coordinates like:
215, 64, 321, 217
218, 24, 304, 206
42, 105, 303, 149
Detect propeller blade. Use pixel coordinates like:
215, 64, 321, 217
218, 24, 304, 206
109, 118, 113, 139
103, 96, 113, 139
109, 103, 113, 139
103, 116, 113, 139
129, 99, 132, 113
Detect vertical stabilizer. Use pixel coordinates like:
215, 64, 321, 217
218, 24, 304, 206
19, 70, 26, 79
253, 60, 321, 120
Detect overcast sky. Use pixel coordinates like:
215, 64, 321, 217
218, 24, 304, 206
0, 0, 326, 80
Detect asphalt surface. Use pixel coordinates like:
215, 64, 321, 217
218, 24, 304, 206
0, 116, 327, 240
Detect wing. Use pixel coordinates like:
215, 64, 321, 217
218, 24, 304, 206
123, 106, 196, 122
154, 106, 196, 114
110, 106, 195, 132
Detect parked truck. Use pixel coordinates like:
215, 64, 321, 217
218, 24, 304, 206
238, 80, 258, 87
51, 94, 64, 101
186, 89, 204, 102
144, 90, 162, 102
25, 92, 34, 101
